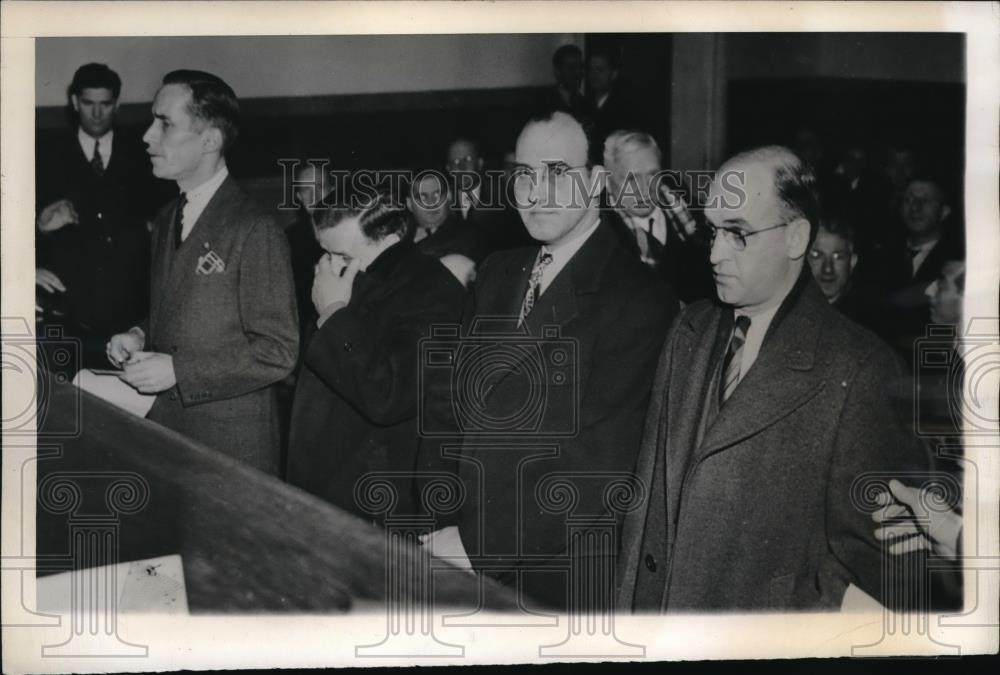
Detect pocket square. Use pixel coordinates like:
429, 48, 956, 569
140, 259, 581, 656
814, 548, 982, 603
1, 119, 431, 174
196, 250, 226, 275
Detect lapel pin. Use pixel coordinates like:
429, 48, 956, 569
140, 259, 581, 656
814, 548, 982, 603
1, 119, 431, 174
203, 242, 210, 250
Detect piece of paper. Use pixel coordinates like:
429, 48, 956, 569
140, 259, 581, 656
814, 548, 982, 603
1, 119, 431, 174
72, 368, 156, 418
36, 554, 188, 615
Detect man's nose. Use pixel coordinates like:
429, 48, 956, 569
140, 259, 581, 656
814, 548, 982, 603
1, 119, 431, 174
708, 235, 729, 265
821, 256, 835, 274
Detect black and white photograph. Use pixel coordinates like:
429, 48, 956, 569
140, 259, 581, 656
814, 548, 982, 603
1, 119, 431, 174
2, 1, 998, 671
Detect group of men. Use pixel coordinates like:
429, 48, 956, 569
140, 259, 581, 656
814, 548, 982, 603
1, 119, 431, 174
38, 60, 957, 614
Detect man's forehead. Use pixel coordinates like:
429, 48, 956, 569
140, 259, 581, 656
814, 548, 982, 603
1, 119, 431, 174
417, 174, 445, 191
814, 230, 849, 250
448, 141, 477, 158
706, 159, 779, 225
614, 147, 659, 174
79, 87, 116, 101
515, 120, 587, 166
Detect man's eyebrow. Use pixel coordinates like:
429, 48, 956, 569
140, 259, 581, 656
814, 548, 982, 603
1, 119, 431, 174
542, 160, 572, 168
721, 218, 750, 228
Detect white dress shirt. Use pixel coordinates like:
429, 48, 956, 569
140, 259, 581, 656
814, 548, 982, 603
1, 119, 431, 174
78, 128, 113, 167
180, 165, 229, 241
536, 216, 602, 296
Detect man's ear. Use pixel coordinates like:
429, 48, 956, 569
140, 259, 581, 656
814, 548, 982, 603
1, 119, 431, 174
941, 204, 952, 222
849, 252, 859, 273
200, 126, 224, 154
786, 218, 811, 260
476, 157, 485, 172
70, 95, 80, 113
589, 164, 608, 199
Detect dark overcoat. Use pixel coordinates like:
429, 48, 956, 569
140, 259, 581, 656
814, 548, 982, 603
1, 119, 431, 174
617, 274, 934, 611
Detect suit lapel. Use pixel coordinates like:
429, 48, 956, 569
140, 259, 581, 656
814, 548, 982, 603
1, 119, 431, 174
156, 176, 240, 327
694, 281, 829, 461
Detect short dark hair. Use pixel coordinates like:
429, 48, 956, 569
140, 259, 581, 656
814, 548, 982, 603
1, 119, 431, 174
162, 69, 240, 153
818, 209, 857, 249
903, 173, 950, 207
553, 44, 583, 68
69, 63, 121, 99
586, 46, 620, 70
312, 190, 409, 243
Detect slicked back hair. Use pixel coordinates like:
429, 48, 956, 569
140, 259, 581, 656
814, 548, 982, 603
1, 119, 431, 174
162, 69, 240, 153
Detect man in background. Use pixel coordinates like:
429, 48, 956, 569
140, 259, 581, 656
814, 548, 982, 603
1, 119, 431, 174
107, 70, 298, 475
602, 129, 712, 303
36, 63, 173, 370
444, 137, 531, 254
540, 44, 587, 119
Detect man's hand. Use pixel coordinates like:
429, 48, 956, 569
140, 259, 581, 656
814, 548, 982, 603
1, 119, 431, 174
419, 525, 474, 573
35, 268, 67, 294
106, 328, 145, 368
873, 479, 961, 560
312, 254, 360, 315
120, 352, 176, 394
37, 199, 79, 234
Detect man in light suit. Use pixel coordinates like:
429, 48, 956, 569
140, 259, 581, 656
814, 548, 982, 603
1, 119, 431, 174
423, 111, 678, 611
108, 70, 298, 475
617, 146, 932, 611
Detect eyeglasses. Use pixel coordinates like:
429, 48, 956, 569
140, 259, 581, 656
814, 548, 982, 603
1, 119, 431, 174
808, 249, 851, 263
511, 162, 588, 195
703, 221, 788, 252
448, 155, 479, 167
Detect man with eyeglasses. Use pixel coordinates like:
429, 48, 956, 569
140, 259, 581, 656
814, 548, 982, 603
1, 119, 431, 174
617, 145, 933, 612
444, 136, 531, 254
422, 111, 678, 611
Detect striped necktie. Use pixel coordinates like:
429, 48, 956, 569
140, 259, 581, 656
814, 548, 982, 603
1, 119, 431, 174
91, 142, 105, 176
720, 314, 752, 404
518, 251, 553, 326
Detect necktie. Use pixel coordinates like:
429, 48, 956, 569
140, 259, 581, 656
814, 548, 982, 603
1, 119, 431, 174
91, 142, 104, 176
173, 193, 188, 248
720, 315, 752, 404
644, 217, 664, 261
518, 251, 553, 326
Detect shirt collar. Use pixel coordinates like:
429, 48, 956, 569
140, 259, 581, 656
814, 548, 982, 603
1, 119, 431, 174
78, 128, 113, 158
185, 164, 229, 202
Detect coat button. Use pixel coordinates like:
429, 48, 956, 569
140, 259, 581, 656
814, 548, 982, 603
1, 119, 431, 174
169, 392, 177, 401
644, 554, 657, 572
344, 342, 353, 352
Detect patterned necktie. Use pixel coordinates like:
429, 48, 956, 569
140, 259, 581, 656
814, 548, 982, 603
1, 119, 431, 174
720, 315, 752, 404
518, 251, 554, 326
173, 193, 188, 248
91, 142, 105, 176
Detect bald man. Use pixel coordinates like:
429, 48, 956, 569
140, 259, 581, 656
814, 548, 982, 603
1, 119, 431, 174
617, 146, 933, 612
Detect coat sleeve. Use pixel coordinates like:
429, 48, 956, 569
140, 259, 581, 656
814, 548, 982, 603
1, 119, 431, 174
302, 268, 465, 426
825, 344, 937, 611
173, 215, 299, 403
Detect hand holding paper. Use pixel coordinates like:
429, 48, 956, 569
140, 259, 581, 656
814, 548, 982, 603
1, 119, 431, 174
121, 351, 177, 394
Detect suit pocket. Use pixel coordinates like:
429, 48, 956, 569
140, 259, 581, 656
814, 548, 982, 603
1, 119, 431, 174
768, 572, 796, 608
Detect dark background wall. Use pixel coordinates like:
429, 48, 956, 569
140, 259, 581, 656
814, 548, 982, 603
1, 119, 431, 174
37, 33, 965, 214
